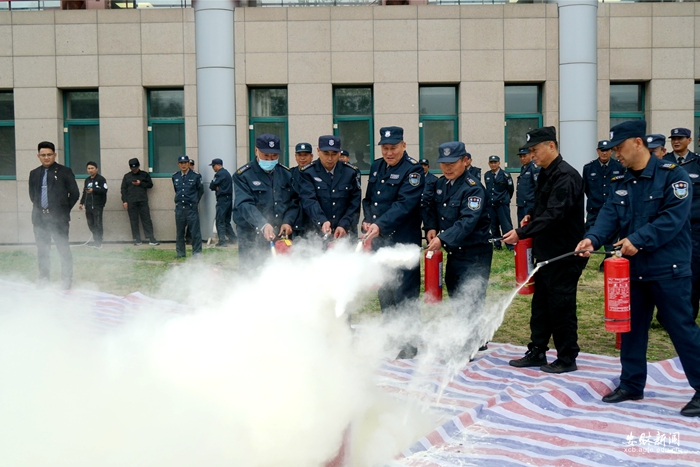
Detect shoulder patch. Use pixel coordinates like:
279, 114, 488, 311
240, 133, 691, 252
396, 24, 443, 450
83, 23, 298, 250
661, 163, 677, 170
407, 157, 418, 165
408, 172, 420, 186
278, 164, 290, 171
466, 177, 476, 186
673, 181, 689, 199
343, 161, 359, 170
300, 163, 312, 171
236, 164, 250, 175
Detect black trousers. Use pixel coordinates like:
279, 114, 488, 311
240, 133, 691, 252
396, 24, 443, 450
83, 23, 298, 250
33, 213, 73, 287
128, 201, 155, 242
445, 245, 493, 311
621, 278, 700, 395
517, 206, 529, 225
85, 205, 104, 244
215, 195, 237, 244
490, 203, 513, 249
691, 227, 700, 320
372, 237, 421, 320
529, 258, 586, 363
175, 205, 202, 257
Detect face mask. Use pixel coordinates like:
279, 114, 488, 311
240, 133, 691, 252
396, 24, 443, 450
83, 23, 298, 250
258, 159, 278, 172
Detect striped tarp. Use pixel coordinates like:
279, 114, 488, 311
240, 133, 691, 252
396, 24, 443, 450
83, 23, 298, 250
378, 343, 700, 467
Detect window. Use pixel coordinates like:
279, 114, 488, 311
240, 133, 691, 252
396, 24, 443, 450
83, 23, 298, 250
148, 89, 185, 177
0, 91, 15, 179
333, 87, 373, 173
249, 87, 288, 165
610, 83, 645, 127
63, 90, 100, 177
419, 86, 458, 170
504, 85, 542, 171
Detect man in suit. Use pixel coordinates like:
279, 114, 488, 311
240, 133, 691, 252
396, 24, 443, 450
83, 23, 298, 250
28, 141, 80, 290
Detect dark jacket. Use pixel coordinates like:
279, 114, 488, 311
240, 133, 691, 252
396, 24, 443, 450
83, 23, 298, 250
587, 157, 691, 281
582, 157, 624, 214
172, 169, 204, 207
290, 166, 310, 233
80, 174, 108, 208
232, 159, 299, 233
28, 162, 80, 223
663, 150, 698, 165
515, 154, 586, 262
362, 152, 424, 246
298, 159, 362, 233
209, 167, 233, 198
121, 169, 154, 204
484, 168, 514, 206
466, 165, 482, 182
422, 171, 491, 250
516, 160, 540, 208
680, 157, 700, 224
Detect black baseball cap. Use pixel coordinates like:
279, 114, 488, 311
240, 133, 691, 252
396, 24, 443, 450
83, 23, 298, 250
256, 134, 281, 154
378, 126, 404, 145
669, 127, 691, 138
597, 140, 612, 150
646, 134, 666, 149
437, 142, 467, 163
608, 120, 646, 148
128, 158, 140, 168
295, 142, 312, 153
521, 126, 557, 149
318, 135, 341, 152
419, 158, 429, 165
488, 155, 500, 162
209, 158, 223, 166
178, 155, 190, 163
517, 148, 529, 156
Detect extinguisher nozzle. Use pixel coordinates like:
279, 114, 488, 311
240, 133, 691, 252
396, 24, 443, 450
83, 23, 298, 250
270, 241, 276, 257
488, 237, 504, 243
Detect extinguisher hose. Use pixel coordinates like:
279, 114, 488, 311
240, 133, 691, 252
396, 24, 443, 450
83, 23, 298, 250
538, 247, 620, 267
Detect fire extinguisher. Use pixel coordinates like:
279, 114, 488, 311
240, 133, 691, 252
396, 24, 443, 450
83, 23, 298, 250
604, 254, 631, 337
514, 221, 535, 295
274, 235, 293, 255
424, 249, 443, 303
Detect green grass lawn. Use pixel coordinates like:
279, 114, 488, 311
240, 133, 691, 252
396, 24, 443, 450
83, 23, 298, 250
0, 243, 681, 361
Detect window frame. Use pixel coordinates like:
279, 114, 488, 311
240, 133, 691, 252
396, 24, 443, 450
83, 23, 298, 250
418, 85, 459, 174
63, 89, 100, 179
147, 88, 186, 178
609, 82, 646, 125
248, 87, 289, 166
504, 84, 543, 174
0, 90, 15, 181
333, 86, 374, 175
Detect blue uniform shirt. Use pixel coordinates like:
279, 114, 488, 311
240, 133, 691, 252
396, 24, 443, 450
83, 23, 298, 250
484, 168, 514, 205
680, 158, 700, 223
586, 157, 692, 281
362, 152, 424, 245
209, 167, 233, 198
582, 157, 624, 214
172, 169, 203, 207
422, 171, 491, 249
663, 150, 698, 165
298, 159, 362, 233
232, 159, 299, 233
516, 160, 540, 208
467, 165, 482, 182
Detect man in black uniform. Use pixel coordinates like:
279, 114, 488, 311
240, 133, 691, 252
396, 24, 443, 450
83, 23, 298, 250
120, 158, 158, 246
28, 141, 80, 289
484, 155, 514, 251
577, 120, 700, 416
646, 134, 667, 159
465, 152, 481, 182
503, 126, 587, 374
582, 139, 624, 270
339, 150, 350, 164
78, 161, 108, 249
298, 135, 362, 238
664, 127, 697, 165
419, 158, 439, 203
172, 155, 203, 258
362, 126, 424, 359
676, 145, 700, 319
208, 158, 237, 247
516, 147, 539, 224
233, 134, 299, 269
290, 142, 314, 238
423, 141, 492, 311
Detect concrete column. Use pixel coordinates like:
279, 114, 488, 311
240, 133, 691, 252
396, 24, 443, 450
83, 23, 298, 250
194, 0, 237, 241
557, 0, 598, 173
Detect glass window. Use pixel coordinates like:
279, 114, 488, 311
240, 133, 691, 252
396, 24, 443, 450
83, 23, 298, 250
63, 90, 100, 177
504, 84, 542, 171
249, 87, 288, 165
419, 86, 458, 169
0, 91, 15, 179
148, 89, 185, 176
334, 87, 373, 172
610, 83, 645, 127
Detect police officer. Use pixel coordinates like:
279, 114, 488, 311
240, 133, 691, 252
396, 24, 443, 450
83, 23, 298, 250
29, 141, 80, 290
484, 155, 514, 250
233, 134, 299, 268
576, 120, 700, 417
172, 155, 203, 258
677, 148, 700, 319
516, 147, 539, 224
362, 126, 424, 359
465, 152, 481, 182
298, 135, 362, 238
121, 158, 158, 246
583, 139, 624, 270
290, 142, 314, 237
339, 150, 350, 164
208, 158, 237, 247
423, 141, 492, 319
664, 127, 698, 165
503, 126, 587, 374
419, 158, 439, 225
647, 134, 667, 159
78, 161, 108, 249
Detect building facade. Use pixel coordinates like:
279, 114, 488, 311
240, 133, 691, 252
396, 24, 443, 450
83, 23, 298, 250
0, 2, 698, 243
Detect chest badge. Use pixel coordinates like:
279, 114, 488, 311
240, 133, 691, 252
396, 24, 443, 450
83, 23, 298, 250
673, 181, 689, 199
615, 190, 628, 196
436, 189, 442, 195
690, 174, 699, 179
390, 173, 400, 180
408, 173, 420, 187
468, 196, 482, 211
252, 181, 261, 186
314, 177, 323, 182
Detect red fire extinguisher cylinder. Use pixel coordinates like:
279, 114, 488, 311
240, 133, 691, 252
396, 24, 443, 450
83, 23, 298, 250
604, 255, 631, 334
424, 249, 443, 303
